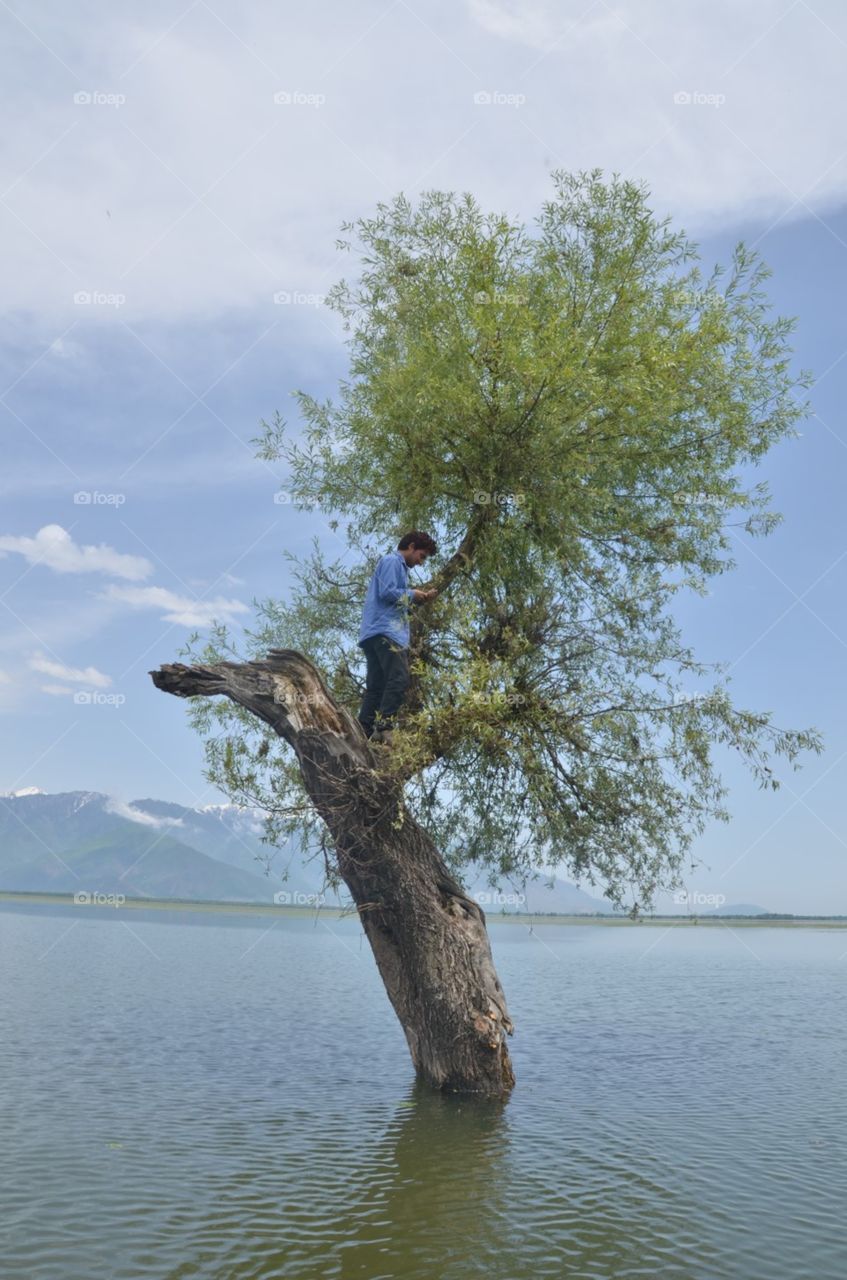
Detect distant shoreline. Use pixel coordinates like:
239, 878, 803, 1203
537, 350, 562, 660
0, 890, 844, 927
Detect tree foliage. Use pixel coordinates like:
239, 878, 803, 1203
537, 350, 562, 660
179, 170, 821, 910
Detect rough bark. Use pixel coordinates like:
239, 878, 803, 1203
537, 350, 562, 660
149, 649, 515, 1097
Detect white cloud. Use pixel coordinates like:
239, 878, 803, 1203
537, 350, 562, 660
39, 683, 78, 697
29, 654, 112, 687
100, 582, 250, 627
103, 796, 185, 828
2, 1, 847, 328
0, 525, 152, 580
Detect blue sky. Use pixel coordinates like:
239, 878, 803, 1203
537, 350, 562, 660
2, 0, 847, 912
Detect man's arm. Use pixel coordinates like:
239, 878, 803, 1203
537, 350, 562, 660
375, 556, 416, 606
375, 556, 438, 605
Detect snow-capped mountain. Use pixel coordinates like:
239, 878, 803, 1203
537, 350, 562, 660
0, 788, 619, 911
0, 788, 290, 902
1, 789, 766, 916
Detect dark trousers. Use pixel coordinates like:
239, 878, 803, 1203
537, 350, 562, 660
357, 634, 410, 736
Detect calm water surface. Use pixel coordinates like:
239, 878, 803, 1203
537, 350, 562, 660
2, 905, 846, 1279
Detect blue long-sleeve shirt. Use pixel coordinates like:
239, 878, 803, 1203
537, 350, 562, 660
359, 551, 416, 648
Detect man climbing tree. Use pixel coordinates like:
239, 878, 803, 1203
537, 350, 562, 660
358, 531, 439, 744
151, 170, 821, 1098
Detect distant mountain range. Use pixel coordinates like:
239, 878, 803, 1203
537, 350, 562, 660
0, 788, 770, 916
0, 788, 291, 902
700, 902, 770, 916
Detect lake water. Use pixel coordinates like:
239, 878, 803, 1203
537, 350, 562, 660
2, 904, 846, 1279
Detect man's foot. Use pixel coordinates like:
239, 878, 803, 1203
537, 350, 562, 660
371, 727, 396, 748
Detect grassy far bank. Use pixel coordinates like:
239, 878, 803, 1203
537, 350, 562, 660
0, 890, 845, 927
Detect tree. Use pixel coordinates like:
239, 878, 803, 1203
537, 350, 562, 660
151, 170, 821, 1097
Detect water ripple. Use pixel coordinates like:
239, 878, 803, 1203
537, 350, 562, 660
2, 909, 846, 1279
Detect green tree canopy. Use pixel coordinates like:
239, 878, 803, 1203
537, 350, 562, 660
182, 169, 821, 911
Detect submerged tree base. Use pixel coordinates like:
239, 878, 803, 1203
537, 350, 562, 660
150, 649, 515, 1098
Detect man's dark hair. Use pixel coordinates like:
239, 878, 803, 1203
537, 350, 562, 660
398, 530, 437, 555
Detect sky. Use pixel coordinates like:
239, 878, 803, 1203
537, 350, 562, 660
2, 0, 847, 913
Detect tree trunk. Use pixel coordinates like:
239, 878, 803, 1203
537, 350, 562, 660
149, 649, 515, 1097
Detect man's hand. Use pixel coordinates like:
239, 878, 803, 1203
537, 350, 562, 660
413, 588, 439, 603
